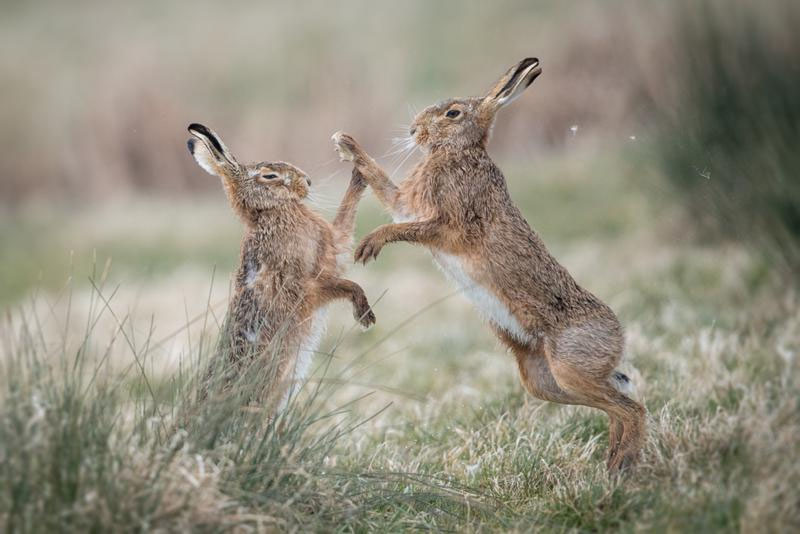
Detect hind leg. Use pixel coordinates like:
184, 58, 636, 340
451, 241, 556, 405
496, 327, 628, 461
547, 356, 645, 472
607, 415, 624, 469
514, 345, 581, 404
494, 327, 577, 404
525, 354, 637, 471
497, 326, 644, 471
544, 326, 645, 473
607, 372, 636, 469
520, 351, 639, 471
604, 396, 644, 472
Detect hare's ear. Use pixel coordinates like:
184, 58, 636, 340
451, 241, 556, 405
187, 123, 239, 176
482, 57, 541, 110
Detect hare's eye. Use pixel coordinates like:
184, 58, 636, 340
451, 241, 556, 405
445, 109, 461, 118
261, 173, 278, 180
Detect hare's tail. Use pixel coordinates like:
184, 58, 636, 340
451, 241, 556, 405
610, 370, 636, 397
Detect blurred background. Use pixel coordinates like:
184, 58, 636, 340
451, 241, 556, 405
3, 2, 800, 529
1, 0, 798, 359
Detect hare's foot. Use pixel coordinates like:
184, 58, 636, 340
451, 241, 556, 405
606, 415, 625, 469
350, 289, 376, 329
354, 231, 385, 264
356, 306, 376, 330
353, 285, 376, 328
352, 293, 376, 329
332, 131, 360, 162
333, 131, 402, 214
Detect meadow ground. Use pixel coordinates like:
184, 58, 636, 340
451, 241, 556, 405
1, 144, 798, 531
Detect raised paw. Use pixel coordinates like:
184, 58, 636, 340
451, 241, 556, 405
356, 306, 376, 330
332, 131, 359, 162
354, 233, 384, 264
352, 293, 376, 329
349, 167, 367, 189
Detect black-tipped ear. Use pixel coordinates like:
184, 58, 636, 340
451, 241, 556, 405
187, 122, 239, 176
484, 57, 541, 108
188, 123, 226, 155
494, 58, 539, 97
187, 122, 238, 170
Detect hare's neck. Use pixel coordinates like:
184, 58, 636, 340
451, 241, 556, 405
251, 201, 306, 231
428, 143, 487, 160
419, 145, 491, 186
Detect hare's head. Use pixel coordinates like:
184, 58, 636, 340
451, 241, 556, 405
187, 123, 311, 212
410, 58, 541, 151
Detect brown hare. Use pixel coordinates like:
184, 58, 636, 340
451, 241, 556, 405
332, 58, 645, 472
187, 123, 375, 410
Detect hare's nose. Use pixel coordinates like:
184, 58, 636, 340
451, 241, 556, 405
409, 126, 417, 136
305, 177, 312, 186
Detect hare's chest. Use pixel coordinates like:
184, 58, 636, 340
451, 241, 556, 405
433, 252, 532, 344
392, 212, 531, 344
239, 234, 318, 289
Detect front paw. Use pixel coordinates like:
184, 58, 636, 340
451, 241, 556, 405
332, 131, 359, 162
354, 233, 384, 264
350, 167, 367, 189
355, 305, 376, 330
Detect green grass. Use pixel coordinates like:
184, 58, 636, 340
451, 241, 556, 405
1, 147, 799, 531
0, 197, 241, 304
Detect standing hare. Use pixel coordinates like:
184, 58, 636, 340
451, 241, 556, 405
332, 58, 645, 472
187, 123, 375, 409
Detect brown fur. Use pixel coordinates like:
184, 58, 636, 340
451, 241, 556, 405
332, 58, 645, 472
187, 123, 374, 410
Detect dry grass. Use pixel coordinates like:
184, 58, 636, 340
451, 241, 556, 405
2, 1, 798, 530
2, 143, 798, 531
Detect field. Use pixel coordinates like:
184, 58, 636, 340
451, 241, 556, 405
2, 141, 798, 531
2, 0, 799, 532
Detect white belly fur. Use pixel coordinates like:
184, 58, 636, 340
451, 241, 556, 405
279, 308, 328, 410
392, 211, 532, 344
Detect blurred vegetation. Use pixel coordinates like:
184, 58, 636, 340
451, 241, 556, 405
2, 1, 800, 530
0, 151, 648, 304
0, 0, 647, 203
653, 0, 800, 276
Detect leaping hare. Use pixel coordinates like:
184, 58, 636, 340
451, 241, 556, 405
332, 58, 645, 472
187, 123, 375, 410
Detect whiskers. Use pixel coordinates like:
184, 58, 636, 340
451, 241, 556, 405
306, 156, 341, 175
308, 108, 421, 211
389, 143, 419, 179
381, 121, 419, 179
305, 168, 349, 214
384, 133, 418, 179
306, 191, 342, 214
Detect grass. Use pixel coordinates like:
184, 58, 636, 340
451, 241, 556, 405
2, 1, 798, 529
0, 197, 241, 304
2, 144, 799, 531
